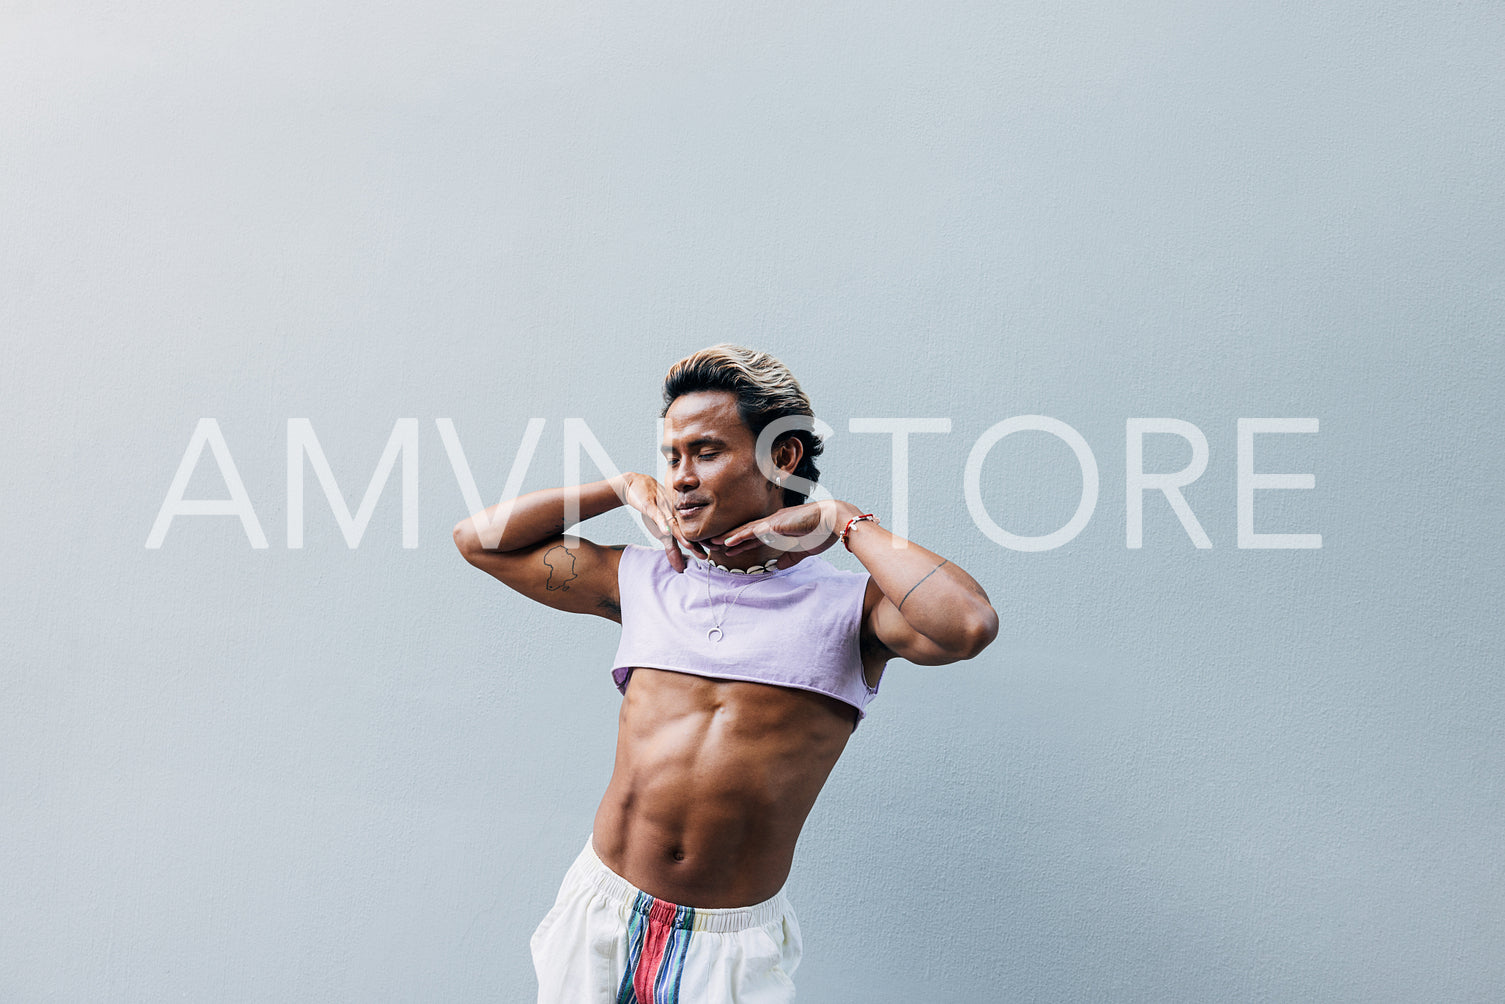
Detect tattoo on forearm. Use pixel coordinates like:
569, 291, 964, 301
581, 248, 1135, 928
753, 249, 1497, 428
897, 559, 948, 612
542, 544, 579, 591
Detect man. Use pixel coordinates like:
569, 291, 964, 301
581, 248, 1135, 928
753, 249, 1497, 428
453, 345, 998, 1002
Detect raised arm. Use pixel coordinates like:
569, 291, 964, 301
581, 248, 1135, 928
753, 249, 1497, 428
838, 504, 999, 666
452, 472, 701, 621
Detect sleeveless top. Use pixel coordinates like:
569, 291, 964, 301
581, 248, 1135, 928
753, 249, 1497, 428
611, 544, 881, 727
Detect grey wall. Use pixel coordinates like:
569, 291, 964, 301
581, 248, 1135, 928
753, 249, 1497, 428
4, 2, 1502, 1000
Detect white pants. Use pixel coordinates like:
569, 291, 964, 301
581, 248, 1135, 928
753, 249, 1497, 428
530, 836, 802, 1003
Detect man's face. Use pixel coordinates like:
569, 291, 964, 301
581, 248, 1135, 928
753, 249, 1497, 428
661, 390, 784, 543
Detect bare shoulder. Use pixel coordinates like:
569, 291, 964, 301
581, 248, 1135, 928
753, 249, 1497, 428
458, 535, 628, 622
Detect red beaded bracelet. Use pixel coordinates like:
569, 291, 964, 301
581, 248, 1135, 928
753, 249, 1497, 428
838, 512, 879, 550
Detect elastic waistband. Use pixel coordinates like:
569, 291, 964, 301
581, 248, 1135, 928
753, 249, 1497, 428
568, 835, 792, 934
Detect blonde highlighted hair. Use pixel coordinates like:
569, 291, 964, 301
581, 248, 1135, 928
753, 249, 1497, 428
661, 344, 824, 507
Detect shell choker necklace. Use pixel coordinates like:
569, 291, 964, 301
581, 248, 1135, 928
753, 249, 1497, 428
701, 556, 779, 574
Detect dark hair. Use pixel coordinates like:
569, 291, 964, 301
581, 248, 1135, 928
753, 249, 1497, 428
660, 344, 824, 507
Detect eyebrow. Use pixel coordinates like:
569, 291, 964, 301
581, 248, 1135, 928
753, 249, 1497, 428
660, 436, 729, 456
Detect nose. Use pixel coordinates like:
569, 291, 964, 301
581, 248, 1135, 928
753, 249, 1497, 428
672, 458, 698, 492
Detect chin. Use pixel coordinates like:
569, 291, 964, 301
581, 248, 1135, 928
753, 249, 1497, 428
682, 512, 717, 541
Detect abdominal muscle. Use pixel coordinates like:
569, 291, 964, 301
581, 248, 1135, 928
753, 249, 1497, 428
590, 666, 856, 908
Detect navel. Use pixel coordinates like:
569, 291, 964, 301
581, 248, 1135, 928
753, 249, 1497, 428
670, 847, 686, 863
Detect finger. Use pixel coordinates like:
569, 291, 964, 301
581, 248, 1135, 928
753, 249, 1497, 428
645, 512, 685, 569
656, 500, 679, 536
656, 502, 705, 558
639, 495, 671, 538
657, 509, 694, 572
657, 520, 686, 570
659, 511, 685, 552
664, 537, 686, 573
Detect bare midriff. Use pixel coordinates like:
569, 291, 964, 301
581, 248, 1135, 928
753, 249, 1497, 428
590, 666, 856, 908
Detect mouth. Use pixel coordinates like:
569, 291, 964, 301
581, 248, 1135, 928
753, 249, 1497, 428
675, 502, 709, 517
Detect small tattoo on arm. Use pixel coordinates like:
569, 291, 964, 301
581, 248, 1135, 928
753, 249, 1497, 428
542, 545, 579, 591
897, 559, 948, 612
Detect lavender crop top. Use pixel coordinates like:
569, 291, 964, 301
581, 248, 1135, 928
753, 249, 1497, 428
611, 544, 881, 727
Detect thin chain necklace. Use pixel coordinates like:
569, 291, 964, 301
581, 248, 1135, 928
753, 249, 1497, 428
700, 558, 778, 643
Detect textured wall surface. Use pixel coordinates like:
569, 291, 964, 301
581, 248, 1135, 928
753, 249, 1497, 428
4, 2, 1502, 1000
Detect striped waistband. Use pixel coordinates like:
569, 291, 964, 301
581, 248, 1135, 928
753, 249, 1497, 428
568, 835, 793, 934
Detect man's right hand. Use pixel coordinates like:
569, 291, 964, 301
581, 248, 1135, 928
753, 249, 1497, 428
616, 472, 707, 573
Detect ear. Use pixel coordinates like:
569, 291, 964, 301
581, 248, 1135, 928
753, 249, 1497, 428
771, 435, 803, 480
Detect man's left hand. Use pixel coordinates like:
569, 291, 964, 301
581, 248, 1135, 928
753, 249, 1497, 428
711, 500, 861, 560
